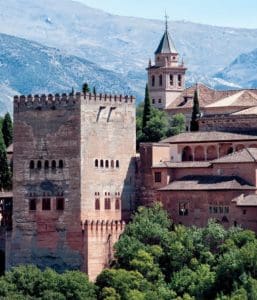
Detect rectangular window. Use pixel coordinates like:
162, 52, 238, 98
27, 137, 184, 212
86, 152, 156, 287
219, 206, 223, 214
42, 198, 51, 210
29, 198, 36, 211
56, 198, 64, 210
170, 74, 173, 85
179, 203, 188, 216
224, 207, 229, 214
209, 206, 212, 214
178, 74, 182, 87
213, 206, 218, 214
154, 172, 162, 183
95, 198, 100, 210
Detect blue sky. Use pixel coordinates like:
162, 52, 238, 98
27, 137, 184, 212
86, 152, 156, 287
76, 0, 257, 28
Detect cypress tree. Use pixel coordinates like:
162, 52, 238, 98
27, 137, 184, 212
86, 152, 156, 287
142, 84, 151, 129
82, 83, 90, 94
93, 86, 96, 95
0, 134, 11, 190
2, 113, 13, 148
190, 88, 200, 132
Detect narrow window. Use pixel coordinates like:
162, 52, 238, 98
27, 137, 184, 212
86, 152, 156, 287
111, 160, 114, 168
170, 74, 173, 85
105, 160, 109, 168
243, 209, 247, 215
152, 99, 155, 104
154, 172, 162, 183
44, 160, 49, 169
115, 198, 120, 210
42, 198, 51, 210
37, 160, 42, 169
219, 206, 223, 214
100, 159, 104, 168
29, 160, 34, 169
105, 198, 111, 210
224, 206, 229, 214
151, 75, 155, 87
59, 160, 64, 169
29, 198, 36, 211
116, 160, 119, 168
178, 74, 182, 87
213, 207, 218, 214
159, 74, 162, 86
158, 99, 162, 103
51, 160, 56, 169
56, 197, 64, 210
95, 159, 98, 168
95, 198, 100, 210
209, 206, 212, 214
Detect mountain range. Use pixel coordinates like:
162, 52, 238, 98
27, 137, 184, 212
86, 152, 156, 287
0, 0, 257, 114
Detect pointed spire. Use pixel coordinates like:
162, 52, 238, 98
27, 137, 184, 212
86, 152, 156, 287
165, 11, 169, 32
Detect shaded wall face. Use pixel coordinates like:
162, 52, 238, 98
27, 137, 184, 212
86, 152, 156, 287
158, 190, 253, 228
80, 100, 136, 222
9, 102, 83, 271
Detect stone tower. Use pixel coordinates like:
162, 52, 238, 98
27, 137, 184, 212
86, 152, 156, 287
7, 92, 136, 280
147, 20, 187, 109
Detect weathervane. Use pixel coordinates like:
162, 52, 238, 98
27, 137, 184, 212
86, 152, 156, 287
165, 11, 169, 31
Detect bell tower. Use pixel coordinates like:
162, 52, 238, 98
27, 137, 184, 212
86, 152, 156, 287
147, 16, 187, 109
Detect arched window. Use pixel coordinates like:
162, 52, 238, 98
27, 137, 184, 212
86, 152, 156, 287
95, 198, 100, 210
100, 159, 104, 168
44, 160, 49, 169
227, 147, 234, 155
170, 74, 174, 85
59, 160, 64, 168
207, 145, 218, 160
51, 160, 56, 169
37, 160, 42, 169
178, 74, 182, 87
105, 160, 109, 168
95, 159, 98, 168
29, 160, 34, 169
159, 75, 162, 86
115, 198, 120, 210
182, 146, 193, 162
105, 198, 111, 210
116, 160, 119, 168
111, 160, 114, 168
194, 146, 205, 161
151, 75, 155, 87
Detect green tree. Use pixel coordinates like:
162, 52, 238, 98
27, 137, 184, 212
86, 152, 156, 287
2, 113, 13, 148
168, 113, 186, 136
142, 84, 151, 128
0, 134, 11, 190
82, 82, 90, 93
190, 88, 200, 132
93, 86, 97, 95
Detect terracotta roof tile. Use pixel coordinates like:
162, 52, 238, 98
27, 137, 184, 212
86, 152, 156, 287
234, 194, 257, 207
159, 175, 255, 191
212, 148, 257, 163
153, 161, 211, 168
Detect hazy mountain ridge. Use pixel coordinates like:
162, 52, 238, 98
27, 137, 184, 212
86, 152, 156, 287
1, 0, 257, 113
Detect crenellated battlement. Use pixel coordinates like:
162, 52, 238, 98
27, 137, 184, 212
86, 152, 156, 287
82, 219, 126, 232
14, 92, 135, 112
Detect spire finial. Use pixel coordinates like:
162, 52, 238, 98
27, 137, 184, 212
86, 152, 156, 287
165, 11, 169, 32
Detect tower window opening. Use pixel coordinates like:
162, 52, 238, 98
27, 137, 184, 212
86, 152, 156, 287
105, 198, 111, 210
116, 160, 119, 168
151, 75, 155, 87
44, 160, 49, 169
158, 99, 162, 104
152, 99, 155, 104
42, 198, 51, 210
111, 160, 114, 168
59, 160, 64, 169
100, 159, 104, 168
56, 197, 64, 210
105, 160, 109, 168
115, 198, 120, 210
95, 198, 100, 210
29, 198, 36, 211
178, 74, 182, 87
51, 160, 56, 169
159, 75, 163, 86
37, 160, 42, 169
95, 159, 98, 168
29, 160, 34, 169
170, 74, 174, 85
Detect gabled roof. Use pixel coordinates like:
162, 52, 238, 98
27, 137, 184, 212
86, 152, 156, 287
161, 131, 257, 144
155, 30, 177, 54
212, 148, 257, 164
159, 175, 255, 191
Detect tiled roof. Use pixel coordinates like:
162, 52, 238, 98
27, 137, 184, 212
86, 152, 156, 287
232, 106, 257, 115
166, 83, 257, 110
161, 131, 257, 144
155, 30, 177, 54
159, 175, 255, 191
212, 148, 257, 163
153, 161, 211, 168
234, 194, 257, 207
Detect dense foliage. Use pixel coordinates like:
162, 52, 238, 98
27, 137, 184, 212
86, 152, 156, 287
2, 113, 13, 148
96, 204, 257, 300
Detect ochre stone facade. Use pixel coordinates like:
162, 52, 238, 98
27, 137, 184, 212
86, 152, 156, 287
7, 92, 136, 280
